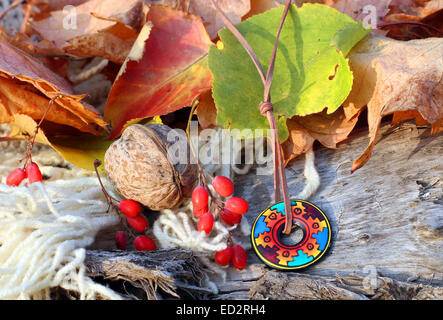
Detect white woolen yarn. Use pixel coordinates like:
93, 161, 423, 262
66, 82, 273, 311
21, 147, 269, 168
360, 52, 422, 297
0, 178, 123, 300
0, 129, 123, 299
296, 148, 320, 200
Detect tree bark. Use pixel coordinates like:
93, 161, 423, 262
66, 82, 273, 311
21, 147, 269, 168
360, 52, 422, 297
84, 249, 213, 299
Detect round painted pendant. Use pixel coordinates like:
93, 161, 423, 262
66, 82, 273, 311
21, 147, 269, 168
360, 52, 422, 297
251, 199, 331, 270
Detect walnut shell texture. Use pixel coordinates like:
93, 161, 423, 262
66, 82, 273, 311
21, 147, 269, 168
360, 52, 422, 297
104, 123, 197, 211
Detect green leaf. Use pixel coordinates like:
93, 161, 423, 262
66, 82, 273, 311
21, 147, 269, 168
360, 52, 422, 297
331, 21, 370, 56
209, 3, 369, 141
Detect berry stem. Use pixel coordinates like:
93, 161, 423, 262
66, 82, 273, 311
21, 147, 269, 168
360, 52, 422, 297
185, 100, 215, 183
94, 159, 138, 238
226, 232, 234, 247
22, 95, 61, 169
93, 159, 120, 205
200, 170, 225, 212
185, 100, 225, 212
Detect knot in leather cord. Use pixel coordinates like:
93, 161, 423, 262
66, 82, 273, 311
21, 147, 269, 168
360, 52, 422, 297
259, 101, 274, 115
210, 0, 293, 235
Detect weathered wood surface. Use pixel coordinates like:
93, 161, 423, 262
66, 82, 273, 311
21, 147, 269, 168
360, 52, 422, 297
85, 121, 442, 300
213, 120, 442, 299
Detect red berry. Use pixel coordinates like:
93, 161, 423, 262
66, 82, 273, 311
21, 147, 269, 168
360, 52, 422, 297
134, 235, 156, 251
127, 215, 148, 232
193, 206, 207, 219
215, 244, 232, 266
212, 176, 234, 197
232, 245, 247, 269
192, 186, 208, 209
6, 168, 26, 186
220, 208, 242, 226
198, 212, 214, 234
115, 231, 126, 250
25, 162, 42, 184
119, 199, 141, 217
225, 197, 248, 215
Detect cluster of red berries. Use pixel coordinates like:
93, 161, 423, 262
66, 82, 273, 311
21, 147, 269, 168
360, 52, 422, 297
114, 199, 156, 252
215, 243, 247, 269
92, 159, 157, 252
6, 162, 43, 186
191, 175, 248, 269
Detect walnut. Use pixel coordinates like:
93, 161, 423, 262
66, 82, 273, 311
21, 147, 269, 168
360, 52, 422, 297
104, 123, 197, 211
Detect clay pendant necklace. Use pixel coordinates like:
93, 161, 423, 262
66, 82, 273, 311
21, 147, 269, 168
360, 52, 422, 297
211, 0, 331, 270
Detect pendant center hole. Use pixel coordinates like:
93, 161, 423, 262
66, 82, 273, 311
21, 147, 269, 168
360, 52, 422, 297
279, 221, 305, 247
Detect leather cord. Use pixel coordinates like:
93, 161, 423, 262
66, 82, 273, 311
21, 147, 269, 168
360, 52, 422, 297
211, 0, 293, 234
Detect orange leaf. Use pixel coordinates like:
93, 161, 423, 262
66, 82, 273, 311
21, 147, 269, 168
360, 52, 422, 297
392, 110, 443, 135
104, 5, 214, 139
243, 0, 280, 20
0, 40, 107, 134
283, 108, 358, 165
196, 89, 217, 129
392, 110, 429, 126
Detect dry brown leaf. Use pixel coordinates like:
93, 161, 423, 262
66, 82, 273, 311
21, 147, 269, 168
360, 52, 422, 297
331, 0, 392, 23
30, 0, 144, 63
190, 0, 250, 39
383, 1, 443, 39
343, 35, 443, 173
0, 77, 96, 133
424, 0, 443, 10
31, 0, 142, 46
0, 40, 106, 134
387, 0, 441, 16
282, 108, 358, 165
383, 1, 442, 22
31, 0, 91, 19
143, 0, 250, 39
0, 27, 65, 57
243, 0, 323, 17
63, 27, 136, 64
